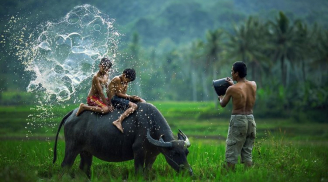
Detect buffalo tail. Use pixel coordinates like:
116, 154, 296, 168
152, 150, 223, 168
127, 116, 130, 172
53, 110, 74, 164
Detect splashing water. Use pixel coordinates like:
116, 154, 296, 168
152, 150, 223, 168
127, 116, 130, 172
2, 4, 120, 139
22, 4, 119, 102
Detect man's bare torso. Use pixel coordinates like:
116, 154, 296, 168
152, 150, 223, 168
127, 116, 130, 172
229, 80, 256, 115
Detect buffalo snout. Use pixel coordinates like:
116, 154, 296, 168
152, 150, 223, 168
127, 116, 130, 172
179, 163, 193, 176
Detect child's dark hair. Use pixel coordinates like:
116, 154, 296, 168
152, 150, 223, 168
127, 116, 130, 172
123, 68, 136, 81
100, 58, 112, 69
233, 61, 247, 78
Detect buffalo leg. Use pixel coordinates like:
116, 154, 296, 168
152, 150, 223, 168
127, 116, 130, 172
145, 155, 157, 171
133, 151, 145, 174
61, 145, 79, 168
79, 151, 93, 178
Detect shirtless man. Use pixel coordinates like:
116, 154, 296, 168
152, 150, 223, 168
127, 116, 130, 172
76, 58, 114, 116
219, 61, 257, 171
107, 68, 146, 133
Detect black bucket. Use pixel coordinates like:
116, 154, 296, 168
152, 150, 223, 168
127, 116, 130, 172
213, 78, 230, 96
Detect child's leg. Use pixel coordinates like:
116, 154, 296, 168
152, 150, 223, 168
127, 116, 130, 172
76, 103, 109, 116
113, 102, 138, 133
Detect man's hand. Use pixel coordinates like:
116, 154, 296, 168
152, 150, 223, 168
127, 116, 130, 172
226, 77, 234, 86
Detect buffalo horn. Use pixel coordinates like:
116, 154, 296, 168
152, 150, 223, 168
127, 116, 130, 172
178, 129, 191, 148
147, 130, 172, 148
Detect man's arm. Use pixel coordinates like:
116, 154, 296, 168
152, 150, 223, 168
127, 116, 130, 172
93, 76, 108, 105
219, 87, 233, 107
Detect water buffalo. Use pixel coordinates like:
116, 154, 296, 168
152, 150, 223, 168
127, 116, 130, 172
53, 102, 192, 178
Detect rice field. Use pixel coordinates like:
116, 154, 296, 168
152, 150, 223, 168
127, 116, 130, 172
0, 102, 328, 181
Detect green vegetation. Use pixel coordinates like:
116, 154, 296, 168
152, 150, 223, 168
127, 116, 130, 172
0, 102, 328, 181
0, 1, 327, 179
0, 136, 327, 181
1, 1, 327, 121
1, 102, 327, 139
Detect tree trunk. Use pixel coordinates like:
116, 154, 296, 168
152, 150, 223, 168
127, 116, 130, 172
201, 71, 209, 101
191, 71, 197, 101
213, 66, 218, 108
301, 60, 306, 82
251, 61, 256, 81
242, 53, 246, 63
286, 61, 290, 87
136, 76, 142, 97
281, 56, 286, 86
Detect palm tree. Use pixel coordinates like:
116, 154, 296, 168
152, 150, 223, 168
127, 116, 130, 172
227, 17, 254, 63
204, 29, 224, 80
292, 21, 317, 82
267, 12, 299, 87
189, 40, 204, 101
311, 29, 328, 83
203, 29, 225, 104
226, 16, 269, 84
128, 32, 142, 97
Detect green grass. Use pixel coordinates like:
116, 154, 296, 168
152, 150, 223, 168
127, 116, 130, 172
1, 103, 327, 140
0, 135, 327, 181
1, 102, 328, 181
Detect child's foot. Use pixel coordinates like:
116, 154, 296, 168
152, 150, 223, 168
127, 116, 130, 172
76, 103, 85, 116
113, 120, 124, 133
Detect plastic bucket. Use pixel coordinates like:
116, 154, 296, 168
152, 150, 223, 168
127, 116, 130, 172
213, 78, 230, 96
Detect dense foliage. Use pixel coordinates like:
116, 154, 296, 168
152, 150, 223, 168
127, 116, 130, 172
0, 0, 327, 121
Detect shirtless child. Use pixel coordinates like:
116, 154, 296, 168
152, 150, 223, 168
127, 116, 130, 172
76, 58, 113, 116
218, 61, 257, 171
107, 68, 146, 133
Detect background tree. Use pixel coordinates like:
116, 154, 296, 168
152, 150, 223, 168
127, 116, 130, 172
203, 29, 224, 104
188, 40, 204, 101
267, 11, 299, 87
226, 17, 269, 82
128, 32, 142, 97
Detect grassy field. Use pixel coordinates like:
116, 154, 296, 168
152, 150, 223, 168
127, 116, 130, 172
0, 102, 328, 181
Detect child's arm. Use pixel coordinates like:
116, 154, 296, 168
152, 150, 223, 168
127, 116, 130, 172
130, 95, 146, 102
116, 92, 131, 100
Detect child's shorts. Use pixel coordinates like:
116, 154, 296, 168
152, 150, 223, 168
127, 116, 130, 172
87, 96, 107, 108
111, 96, 130, 110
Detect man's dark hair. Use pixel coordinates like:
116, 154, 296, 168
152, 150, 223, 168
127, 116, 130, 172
100, 58, 112, 69
233, 61, 247, 78
123, 68, 136, 81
